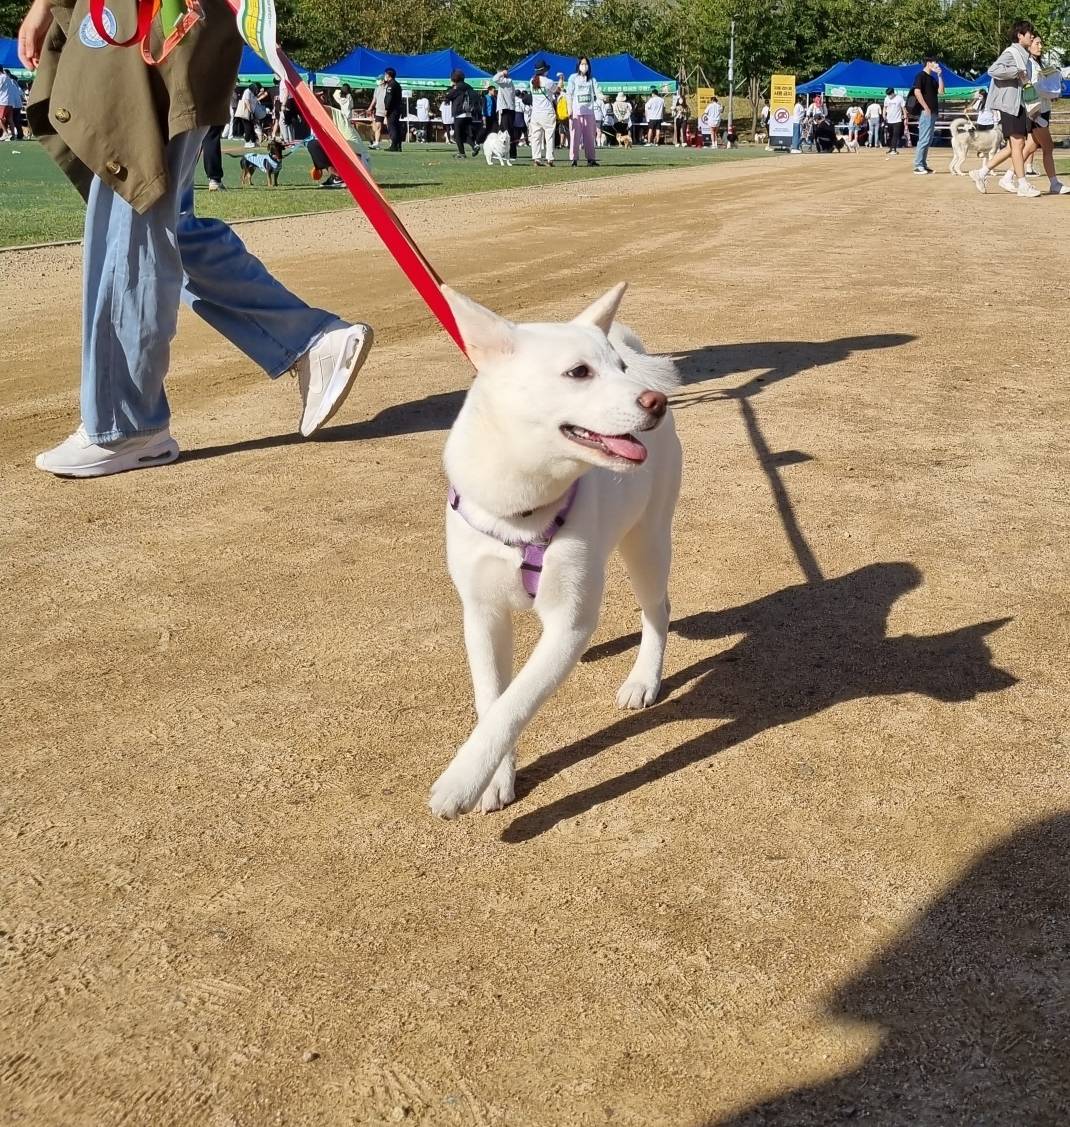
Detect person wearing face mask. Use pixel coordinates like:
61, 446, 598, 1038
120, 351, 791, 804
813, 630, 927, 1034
566, 56, 601, 167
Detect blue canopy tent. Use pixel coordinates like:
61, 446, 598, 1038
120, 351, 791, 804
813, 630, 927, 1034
799, 58, 986, 100
0, 36, 32, 80
316, 47, 488, 90
509, 51, 675, 92
593, 53, 676, 93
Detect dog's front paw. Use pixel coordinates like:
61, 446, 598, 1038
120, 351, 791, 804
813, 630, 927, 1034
429, 762, 482, 819
616, 678, 661, 710
479, 758, 516, 814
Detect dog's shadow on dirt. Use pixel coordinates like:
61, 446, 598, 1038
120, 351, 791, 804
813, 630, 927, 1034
502, 564, 1016, 842
707, 812, 1070, 1125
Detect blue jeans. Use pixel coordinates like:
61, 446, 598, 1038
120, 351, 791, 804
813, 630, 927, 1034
791, 122, 801, 150
868, 118, 880, 146
914, 111, 935, 169
82, 128, 335, 442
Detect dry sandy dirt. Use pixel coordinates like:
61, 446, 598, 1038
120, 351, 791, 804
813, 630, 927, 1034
2, 152, 1068, 1127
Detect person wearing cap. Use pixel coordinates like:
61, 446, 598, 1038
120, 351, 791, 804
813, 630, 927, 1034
528, 60, 561, 167
16, 0, 375, 476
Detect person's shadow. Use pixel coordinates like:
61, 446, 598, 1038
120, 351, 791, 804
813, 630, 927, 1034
179, 388, 465, 463
501, 563, 1016, 843
708, 812, 1070, 1125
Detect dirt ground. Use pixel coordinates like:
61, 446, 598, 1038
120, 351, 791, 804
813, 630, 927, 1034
2, 152, 1068, 1127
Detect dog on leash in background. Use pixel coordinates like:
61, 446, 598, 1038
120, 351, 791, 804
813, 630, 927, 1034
429, 283, 682, 818
949, 117, 1001, 175
228, 139, 289, 186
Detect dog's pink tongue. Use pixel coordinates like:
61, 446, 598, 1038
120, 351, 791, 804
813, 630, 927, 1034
597, 433, 647, 463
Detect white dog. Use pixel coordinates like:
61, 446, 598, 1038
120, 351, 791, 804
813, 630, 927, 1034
429, 283, 682, 818
949, 117, 1001, 175
483, 129, 514, 167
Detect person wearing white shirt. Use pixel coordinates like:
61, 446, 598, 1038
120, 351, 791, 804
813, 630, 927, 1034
705, 95, 722, 147
883, 87, 905, 155
0, 70, 23, 140
566, 56, 602, 166
414, 95, 430, 143
528, 60, 561, 166
440, 96, 454, 143
613, 92, 632, 144
644, 89, 665, 145
332, 84, 354, 124
790, 96, 804, 152
865, 100, 882, 147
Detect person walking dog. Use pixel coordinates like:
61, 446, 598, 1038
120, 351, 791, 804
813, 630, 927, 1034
17, 0, 374, 476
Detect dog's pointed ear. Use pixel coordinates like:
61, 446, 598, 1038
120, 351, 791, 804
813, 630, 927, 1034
574, 282, 628, 334
441, 285, 515, 369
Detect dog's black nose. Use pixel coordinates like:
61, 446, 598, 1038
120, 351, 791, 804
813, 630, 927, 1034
638, 390, 667, 418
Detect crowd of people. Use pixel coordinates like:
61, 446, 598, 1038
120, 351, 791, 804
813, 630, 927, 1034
780, 20, 1066, 199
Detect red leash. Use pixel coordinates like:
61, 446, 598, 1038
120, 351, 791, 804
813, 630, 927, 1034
88, 0, 468, 358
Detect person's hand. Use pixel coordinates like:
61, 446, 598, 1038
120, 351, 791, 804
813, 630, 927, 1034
18, 0, 53, 70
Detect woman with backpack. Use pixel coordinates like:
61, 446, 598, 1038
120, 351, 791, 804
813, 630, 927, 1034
444, 69, 476, 159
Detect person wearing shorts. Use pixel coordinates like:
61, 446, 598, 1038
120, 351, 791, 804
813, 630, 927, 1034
976, 30, 1070, 196
644, 88, 664, 145
370, 76, 387, 149
973, 20, 1040, 197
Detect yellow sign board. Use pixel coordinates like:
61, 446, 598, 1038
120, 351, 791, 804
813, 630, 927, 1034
769, 73, 796, 146
695, 86, 716, 110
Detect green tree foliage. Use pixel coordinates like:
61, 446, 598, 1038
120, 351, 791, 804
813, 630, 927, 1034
2, 0, 1067, 80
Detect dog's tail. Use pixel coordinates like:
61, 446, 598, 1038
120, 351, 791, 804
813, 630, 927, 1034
949, 116, 974, 136
609, 323, 680, 394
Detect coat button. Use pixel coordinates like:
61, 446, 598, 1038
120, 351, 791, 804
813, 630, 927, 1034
105, 160, 124, 176
54, 107, 71, 122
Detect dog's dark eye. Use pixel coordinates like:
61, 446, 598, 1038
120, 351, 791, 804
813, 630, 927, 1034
564, 364, 592, 380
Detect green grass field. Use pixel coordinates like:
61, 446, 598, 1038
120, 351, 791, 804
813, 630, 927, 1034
0, 139, 768, 247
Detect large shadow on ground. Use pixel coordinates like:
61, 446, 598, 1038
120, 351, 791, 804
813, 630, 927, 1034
501, 564, 1016, 842
180, 388, 465, 463
709, 812, 1070, 1125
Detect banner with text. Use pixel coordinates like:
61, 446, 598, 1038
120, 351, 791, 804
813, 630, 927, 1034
769, 73, 796, 149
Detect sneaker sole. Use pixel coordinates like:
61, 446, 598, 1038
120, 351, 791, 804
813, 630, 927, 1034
301, 324, 375, 437
36, 437, 180, 478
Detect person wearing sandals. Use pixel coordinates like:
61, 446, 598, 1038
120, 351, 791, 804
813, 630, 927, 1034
566, 56, 601, 167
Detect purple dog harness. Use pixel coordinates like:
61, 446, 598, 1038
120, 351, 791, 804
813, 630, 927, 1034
448, 482, 579, 597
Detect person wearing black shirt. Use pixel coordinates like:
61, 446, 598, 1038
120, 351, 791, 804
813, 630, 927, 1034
912, 57, 944, 174
383, 67, 404, 152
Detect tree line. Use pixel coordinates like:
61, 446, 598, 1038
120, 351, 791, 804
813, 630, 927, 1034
3, 0, 1067, 88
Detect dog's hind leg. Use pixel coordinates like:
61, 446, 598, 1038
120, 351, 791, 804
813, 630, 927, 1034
615, 516, 672, 709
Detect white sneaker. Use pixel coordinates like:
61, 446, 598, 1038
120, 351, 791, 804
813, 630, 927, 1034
35, 425, 179, 478
1050, 179, 1070, 195
208, 179, 226, 191
294, 320, 374, 437
999, 171, 1017, 193
1017, 181, 1042, 198
243, 140, 256, 149
970, 168, 988, 193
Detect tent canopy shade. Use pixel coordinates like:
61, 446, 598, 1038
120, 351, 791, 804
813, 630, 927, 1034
315, 47, 489, 90
0, 37, 32, 80
506, 51, 676, 92
798, 57, 987, 99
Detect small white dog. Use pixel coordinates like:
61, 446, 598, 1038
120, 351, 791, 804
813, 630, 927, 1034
429, 283, 682, 818
949, 117, 1001, 175
483, 129, 514, 167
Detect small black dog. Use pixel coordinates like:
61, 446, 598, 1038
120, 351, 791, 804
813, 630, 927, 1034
228, 140, 288, 186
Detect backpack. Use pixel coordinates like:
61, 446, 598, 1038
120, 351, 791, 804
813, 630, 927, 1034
905, 92, 919, 113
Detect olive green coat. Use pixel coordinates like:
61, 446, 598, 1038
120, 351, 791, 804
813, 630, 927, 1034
27, 0, 243, 212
